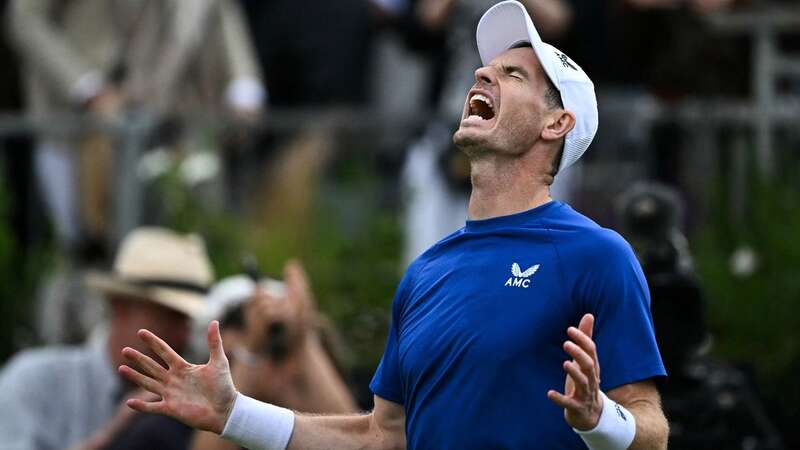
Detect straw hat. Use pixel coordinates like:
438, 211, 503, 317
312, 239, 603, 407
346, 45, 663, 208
85, 227, 214, 318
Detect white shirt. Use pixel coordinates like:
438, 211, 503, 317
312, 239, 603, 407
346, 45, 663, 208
0, 329, 121, 450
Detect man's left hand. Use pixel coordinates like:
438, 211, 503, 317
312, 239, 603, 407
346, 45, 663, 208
547, 313, 604, 431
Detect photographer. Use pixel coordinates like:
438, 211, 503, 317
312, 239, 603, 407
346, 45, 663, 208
616, 183, 785, 450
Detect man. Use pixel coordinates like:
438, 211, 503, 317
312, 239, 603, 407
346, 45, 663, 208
0, 227, 214, 450
119, 2, 669, 449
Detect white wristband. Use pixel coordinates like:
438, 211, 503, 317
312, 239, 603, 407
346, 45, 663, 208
221, 393, 295, 450
574, 391, 636, 450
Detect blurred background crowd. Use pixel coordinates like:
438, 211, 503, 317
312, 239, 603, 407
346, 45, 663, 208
0, 0, 798, 448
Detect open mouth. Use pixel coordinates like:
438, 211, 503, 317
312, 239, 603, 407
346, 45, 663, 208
468, 94, 495, 121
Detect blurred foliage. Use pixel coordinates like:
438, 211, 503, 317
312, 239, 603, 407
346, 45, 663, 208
255, 203, 401, 369
156, 148, 403, 372
153, 163, 250, 279
693, 158, 800, 421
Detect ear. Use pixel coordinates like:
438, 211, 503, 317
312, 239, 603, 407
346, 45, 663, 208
541, 110, 576, 143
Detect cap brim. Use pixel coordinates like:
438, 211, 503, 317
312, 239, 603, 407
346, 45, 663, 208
476, 1, 561, 86
85, 271, 206, 319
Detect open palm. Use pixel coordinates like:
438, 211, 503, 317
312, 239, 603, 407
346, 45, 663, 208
547, 314, 603, 431
119, 321, 237, 434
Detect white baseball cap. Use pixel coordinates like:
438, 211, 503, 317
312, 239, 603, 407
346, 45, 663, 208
202, 275, 286, 324
476, 0, 598, 172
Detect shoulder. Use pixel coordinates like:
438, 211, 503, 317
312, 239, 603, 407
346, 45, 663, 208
393, 228, 465, 306
544, 205, 636, 267
424, 227, 466, 254
581, 227, 637, 264
0, 346, 85, 388
406, 228, 465, 277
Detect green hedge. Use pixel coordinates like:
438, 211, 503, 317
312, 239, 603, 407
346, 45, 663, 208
159, 153, 403, 372
694, 169, 800, 420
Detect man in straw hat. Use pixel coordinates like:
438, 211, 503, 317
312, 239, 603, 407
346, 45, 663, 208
0, 227, 213, 450
105, 264, 360, 450
118, 2, 669, 449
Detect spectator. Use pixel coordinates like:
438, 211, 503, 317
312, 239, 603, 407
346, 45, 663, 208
101, 262, 358, 450
241, 0, 372, 107
5, 0, 264, 348
232, 0, 372, 222
0, 227, 214, 450
612, 0, 747, 96
5, 0, 264, 251
614, 0, 749, 189
615, 183, 785, 450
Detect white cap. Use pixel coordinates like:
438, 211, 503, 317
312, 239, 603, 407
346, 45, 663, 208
203, 275, 287, 323
476, 0, 598, 171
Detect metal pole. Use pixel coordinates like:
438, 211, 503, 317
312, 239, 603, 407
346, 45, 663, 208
112, 111, 151, 245
730, 130, 749, 229
753, 24, 775, 177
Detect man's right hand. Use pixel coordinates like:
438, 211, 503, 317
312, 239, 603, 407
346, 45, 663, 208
119, 321, 237, 435
86, 88, 126, 120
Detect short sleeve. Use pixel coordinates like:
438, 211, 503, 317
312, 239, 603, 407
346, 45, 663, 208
577, 232, 667, 391
370, 265, 417, 405
370, 316, 404, 404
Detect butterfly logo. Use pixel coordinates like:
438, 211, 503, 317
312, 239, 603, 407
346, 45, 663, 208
506, 263, 540, 288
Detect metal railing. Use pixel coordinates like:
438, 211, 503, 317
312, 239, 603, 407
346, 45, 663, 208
0, 108, 427, 245
706, 4, 800, 176
1, 1, 799, 243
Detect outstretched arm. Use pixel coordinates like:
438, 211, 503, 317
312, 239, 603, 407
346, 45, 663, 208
287, 396, 405, 450
119, 321, 405, 450
547, 314, 669, 450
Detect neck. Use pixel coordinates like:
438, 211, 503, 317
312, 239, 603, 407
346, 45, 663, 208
467, 151, 552, 220
105, 314, 138, 391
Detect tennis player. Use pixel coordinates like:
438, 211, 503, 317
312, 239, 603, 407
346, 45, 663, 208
119, 2, 669, 449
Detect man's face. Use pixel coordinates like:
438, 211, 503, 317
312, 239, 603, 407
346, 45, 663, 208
110, 296, 191, 359
453, 47, 552, 157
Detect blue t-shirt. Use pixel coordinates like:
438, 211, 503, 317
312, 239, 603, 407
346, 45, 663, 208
370, 201, 666, 450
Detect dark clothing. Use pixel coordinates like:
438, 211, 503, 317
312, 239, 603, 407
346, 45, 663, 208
104, 415, 193, 450
241, 0, 373, 107
554, 1, 749, 96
